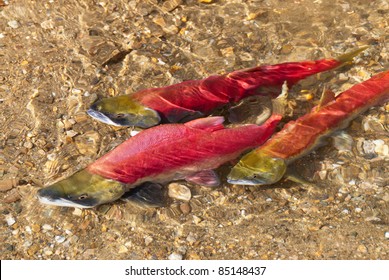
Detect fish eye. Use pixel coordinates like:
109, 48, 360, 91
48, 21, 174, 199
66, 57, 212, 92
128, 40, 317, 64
114, 113, 126, 119
78, 194, 89, 200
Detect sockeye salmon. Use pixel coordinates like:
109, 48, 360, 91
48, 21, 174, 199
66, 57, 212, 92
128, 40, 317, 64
227, 70, 389, 186
87, 48, 366, 128
38, 114, 281, 208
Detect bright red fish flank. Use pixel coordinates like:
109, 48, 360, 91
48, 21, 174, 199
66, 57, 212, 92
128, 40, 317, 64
38, 115, 281, 207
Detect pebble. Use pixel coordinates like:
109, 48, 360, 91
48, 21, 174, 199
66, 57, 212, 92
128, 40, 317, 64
55, 235, 66, 243
25, 226, 32, 234
355, 207, 362, 213
144, 236, 153, 246
332, 131, 353, 152
362, 140, 377, 158
338, 73, 348, 81
192, 215, 202, 224
187, 252, 200, 260
168, 183, 191, 201
168, 252, 183, 260
373, 140, 388, 156
179, 202, 191, 214
5, 243, 14, 251
31, 224, 41, 233
23, 240, 32, 248
0, 178, 17, 192
186, 232, 197, 244
119, 245, 128, 254
130, 130, 141, 137
5, 214, 16, 226
385, 232, 389, 239
42, 224, 53, 231
7, 20, 19, 29
357, 244, 368, 253
43, 247, 53, 256
71, 88, 82, 95
4, 189, 22, 203
23, 141, 33, 149
66, 130, 78, 138
27, 244, 40, 256
73, 208, 82, 216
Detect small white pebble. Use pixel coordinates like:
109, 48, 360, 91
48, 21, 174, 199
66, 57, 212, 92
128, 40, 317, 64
186, 232, 197, 244
12, 229, 19, 235
73, 208, 83, 216
5, 214, 16, 226
66, 130, 78, 138
23, 240, 32, 248
266, 198, 272, 202
8, 20, 19, 29
168, 252, 183, 260
55, 236, 66, 243
43, 247, 53, 256
46, 153, 56, 161
355, 207, 362, 213
168, 183, 191, 201
71, 88, 82, 94
42, 224, 53, 231
25, 226, 32, 233
0, 33, 5, 39
385, 232, 389, 239
144, 236, 153, 246
118, 245, 128, 254
342, 209, 349, 214
130, 130, 141, 137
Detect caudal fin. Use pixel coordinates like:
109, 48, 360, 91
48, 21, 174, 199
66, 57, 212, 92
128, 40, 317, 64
336, 46, 368, 65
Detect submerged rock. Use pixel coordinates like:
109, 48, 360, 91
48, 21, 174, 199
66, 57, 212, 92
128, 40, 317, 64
168, 183, 191, 201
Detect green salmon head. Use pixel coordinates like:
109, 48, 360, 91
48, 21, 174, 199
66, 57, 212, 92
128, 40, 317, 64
227, 151, 287, 185
87, 95, 161, 128
37, 169, 126, 208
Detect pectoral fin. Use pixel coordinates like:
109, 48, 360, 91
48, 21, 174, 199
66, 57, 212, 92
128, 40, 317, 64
165, 107, 205, 123
121, 182, 169, 208
185, 170, 220, 187
185, 116, 225, 132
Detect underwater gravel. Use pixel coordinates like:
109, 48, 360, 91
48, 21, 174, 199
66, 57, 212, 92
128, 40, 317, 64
0, 0, 388, 260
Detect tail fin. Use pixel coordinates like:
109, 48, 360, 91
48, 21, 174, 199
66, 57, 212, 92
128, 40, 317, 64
336, 46, 368, 66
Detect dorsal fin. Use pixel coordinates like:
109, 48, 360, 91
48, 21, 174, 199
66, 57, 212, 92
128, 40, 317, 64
317, 88, 336, 110
271, 81, 289, 116
185, 116, 225, 131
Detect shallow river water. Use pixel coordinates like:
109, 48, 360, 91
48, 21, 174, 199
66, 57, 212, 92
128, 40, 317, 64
0, 0, 388, 259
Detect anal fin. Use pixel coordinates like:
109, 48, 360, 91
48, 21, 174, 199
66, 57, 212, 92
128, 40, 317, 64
185, 170, 220, 187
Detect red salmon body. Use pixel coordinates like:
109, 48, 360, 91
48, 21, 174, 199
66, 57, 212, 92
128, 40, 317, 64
87, 115, 281, 185
132, 58, 346, 123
